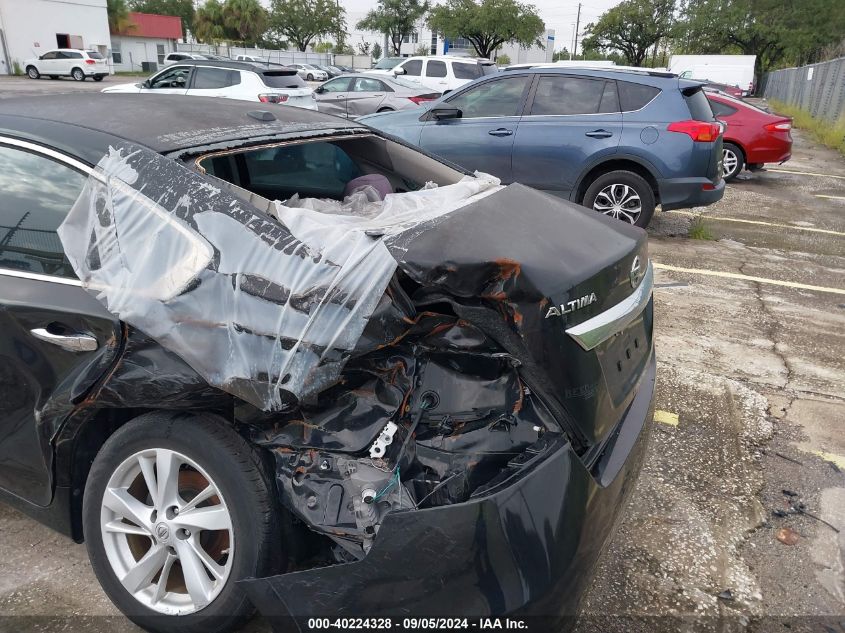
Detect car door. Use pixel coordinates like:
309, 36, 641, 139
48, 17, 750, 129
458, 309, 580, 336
0, 139, 122, 506
511, 75, 622, 194
59, 51, 84, 76
346, 76, 390, 117
37, 51, 60, 75
395, 58, 423, 87
419, 75, 531, 183
185, 66, 240, 99
422, 59, 449, 92
140, 65, 192, 95
314, 76, 353, 116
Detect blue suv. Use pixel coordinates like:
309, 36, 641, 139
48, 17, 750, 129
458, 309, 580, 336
361, 67, 725, 227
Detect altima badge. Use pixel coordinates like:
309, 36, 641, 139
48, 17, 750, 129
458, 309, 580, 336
545, 293, 597, 318
630, 256, 642, 288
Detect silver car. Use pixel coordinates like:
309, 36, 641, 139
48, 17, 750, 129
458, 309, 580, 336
289, 63, 328, 81
314, 74, 440, 118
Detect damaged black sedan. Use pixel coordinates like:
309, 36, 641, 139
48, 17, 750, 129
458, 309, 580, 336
0, 95, 655, 633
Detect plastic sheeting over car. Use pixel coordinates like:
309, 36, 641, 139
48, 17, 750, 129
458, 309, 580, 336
57, 142, 500, 411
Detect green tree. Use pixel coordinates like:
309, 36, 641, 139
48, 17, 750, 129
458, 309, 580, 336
427, 0, 544, 59
223, 0, 268, 44
267, 0, 347, 52
194, 0, 229, 43
372, 42, 382, 60
551, 48, 569, 61
496, 52, 510, 65
333, 41, 355, 54
313, 41, 334, 53
581, 0, 675, 66
107, 0, 134, 32
356, 0, 429, 56
129, 0, 194, 41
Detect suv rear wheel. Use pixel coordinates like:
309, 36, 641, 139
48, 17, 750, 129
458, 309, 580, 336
71, 67, 85, 81
83, 413, 279, 633
583, 170, 655, 228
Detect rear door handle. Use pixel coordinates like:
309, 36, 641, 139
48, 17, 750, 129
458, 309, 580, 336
30, 327, 98, 352
488, 128, 513, 137
585, 129, 612, 138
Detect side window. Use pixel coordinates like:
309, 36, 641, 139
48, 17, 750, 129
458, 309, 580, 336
0, 145, 85, 278
446, 76, 530, 118
149, 66, 191, 89
41, 51, 58, 60
62, 51, 83, 59
453, 62, 480, 80
192, 67, 239, 89
426, 60, 447, 78
599, 81, 620, 113
529, 76, 606, 115
322, 77, 352, 92
618, 81, 661, 111
355, 77, 386, 92
710, 100, 737, 117
402, 59, 422, 76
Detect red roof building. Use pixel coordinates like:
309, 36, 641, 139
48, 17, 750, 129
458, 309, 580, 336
110, 12, 183, 72
114, 12, 183, 40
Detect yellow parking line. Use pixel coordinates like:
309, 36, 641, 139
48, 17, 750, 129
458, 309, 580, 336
654, 410, 679, 426
664, 210, 845, 237
815, 194, 845, 201
813, 450, 845, 470
769, 168, 845, 180
653, 262, 845, 295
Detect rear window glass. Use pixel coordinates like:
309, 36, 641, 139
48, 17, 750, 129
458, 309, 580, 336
86, 51, 104, 59
683, 88, 715, 121
453, 62, 481, 80
530, 76, 607, 115
193, 67, 240, 89
618, 82, 660, 111
262, 71, 306, 88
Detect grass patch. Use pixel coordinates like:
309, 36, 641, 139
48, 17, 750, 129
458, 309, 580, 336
113, 71, 148, 77
688, 216, 715, 240
769, 99, 845, 156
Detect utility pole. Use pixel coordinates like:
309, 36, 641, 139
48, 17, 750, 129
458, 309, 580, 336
573, 3, 582, 60
569, 23, 575, 59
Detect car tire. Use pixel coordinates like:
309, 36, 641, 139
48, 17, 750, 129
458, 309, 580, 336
722, 143, 744, 181
26, 65, 40, 79
306, 73, 314, 81
93, 75, 104, 82
583, 170, 655, 228
82, 413, 280, 633
71, 67, 85, 81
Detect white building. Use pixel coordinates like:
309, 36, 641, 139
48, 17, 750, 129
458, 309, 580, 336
0, 0, 110, 75
111, 12, 182, 72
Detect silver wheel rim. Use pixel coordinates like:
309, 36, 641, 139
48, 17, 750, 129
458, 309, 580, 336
722, 148, 739, 177
100, 448, 234, 615
593, 183, 642, 224
28, 68, 37, 78
73, 70, 83, 80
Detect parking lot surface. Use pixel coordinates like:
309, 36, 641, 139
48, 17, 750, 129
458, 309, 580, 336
0, 79, 843, 632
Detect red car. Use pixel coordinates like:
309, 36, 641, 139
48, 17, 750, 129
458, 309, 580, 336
707, 92, 793, 181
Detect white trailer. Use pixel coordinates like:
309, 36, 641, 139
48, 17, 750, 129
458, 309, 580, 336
668, 55, 756, 95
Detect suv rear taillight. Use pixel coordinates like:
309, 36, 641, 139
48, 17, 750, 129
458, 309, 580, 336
667, 120, 722, 142
407, 94, 439, 105
258, 94, 288, 103
764, 120, 792, 132
85, 59, 96, 65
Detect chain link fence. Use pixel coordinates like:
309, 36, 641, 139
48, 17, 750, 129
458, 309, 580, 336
762, 56, 845, 122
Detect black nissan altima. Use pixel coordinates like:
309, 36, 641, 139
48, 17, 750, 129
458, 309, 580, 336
0, 95, 655, 633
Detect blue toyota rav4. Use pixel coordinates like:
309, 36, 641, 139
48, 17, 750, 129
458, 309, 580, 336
362, 67, 725, 227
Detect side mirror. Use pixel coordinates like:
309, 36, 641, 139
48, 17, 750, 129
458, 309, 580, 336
431, 106, 461, 120
315, 86, 326, 94
142, 79, 151, 89
393, 66, 406, 75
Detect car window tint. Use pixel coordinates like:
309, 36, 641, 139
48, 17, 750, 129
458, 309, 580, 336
402, 60, 422, 76
0, 146, 85, 278
453, 62, 481, 80
321, 77, 352, 92
599, 81, 620, 113
426, 60, 447, 78
618, 81, 660, 111
41, 52, 58, 60
709, 100, 737, 117
150, 66, 190, 89
86, 51, 104, 59
355, 77, 385, 91
683, 88, 715, 121
447, 76, 529, 118
192, 67, 239, 89
241, 142, 360, 199
262, 72, 306, 88
62, 51, 83, 59
530, 76, 606, 115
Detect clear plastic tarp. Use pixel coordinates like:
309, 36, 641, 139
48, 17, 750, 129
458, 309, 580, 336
58, 143, 500, 410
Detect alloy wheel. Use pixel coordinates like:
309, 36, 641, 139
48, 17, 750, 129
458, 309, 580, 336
100, 448, 234, 615
27, 67, 39, 79
722, 148, 739, 178
593, 183, 642, 224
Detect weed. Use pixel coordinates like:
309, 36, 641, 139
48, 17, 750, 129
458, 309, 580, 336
688, 216, 714, 240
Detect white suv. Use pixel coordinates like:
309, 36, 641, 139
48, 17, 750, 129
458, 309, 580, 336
102, 61, 317, 110
368, 56, 498, 92
23, 49, 109, 81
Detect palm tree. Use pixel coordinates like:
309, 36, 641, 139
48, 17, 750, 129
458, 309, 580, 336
107, 0, 134, 33
194, 0, 228, 44
222, 0, 268, 45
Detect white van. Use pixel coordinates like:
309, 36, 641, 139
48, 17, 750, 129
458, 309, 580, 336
368, 56, 498, 92
669, 55, 756, 96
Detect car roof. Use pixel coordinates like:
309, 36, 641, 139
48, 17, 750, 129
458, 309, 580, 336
166, 59, 293, 73
403, 55, 494, 64
0, 94, 364, 165
496, 66, 697, 88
